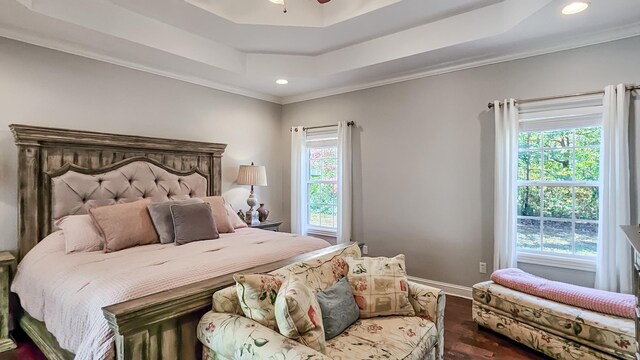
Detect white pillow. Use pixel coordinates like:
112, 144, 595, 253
55, 215, 104, 254
225, 203, 248, 229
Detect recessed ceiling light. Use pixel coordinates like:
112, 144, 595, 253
562, 2, 590, 15
269, 0, 284, 4
276, 79, 289, 85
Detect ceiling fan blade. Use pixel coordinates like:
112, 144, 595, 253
317, 0, 331, 3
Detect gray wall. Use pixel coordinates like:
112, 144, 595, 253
282, 36, 640, 288
1, 34, 638, 289
0, 37, 284, 252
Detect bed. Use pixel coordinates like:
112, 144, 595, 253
8, 124, 348, 360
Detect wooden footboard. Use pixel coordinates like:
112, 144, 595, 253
101, 242, 354, 360
18, 243, 353, 360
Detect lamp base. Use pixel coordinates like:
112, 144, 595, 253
245, 209, 261, 226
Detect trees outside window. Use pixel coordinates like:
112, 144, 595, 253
307, 144, 338, 232
517, 126, 601, 257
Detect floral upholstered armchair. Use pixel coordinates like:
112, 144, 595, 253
197, 243, 446, 360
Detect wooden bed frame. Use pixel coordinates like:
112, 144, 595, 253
10, 124, 352, 360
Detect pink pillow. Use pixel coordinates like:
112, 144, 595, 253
202, 197, 235, 233
89, 199, 159, 252
492, 268, 637, 319
55, 215, 104, 254
225, 203, 248, 229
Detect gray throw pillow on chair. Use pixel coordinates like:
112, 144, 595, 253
147, 198, 204, 244
170, 203, 219, 245
316, 277, 360, 340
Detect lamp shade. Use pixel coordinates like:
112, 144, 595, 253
237, 164, 268, 186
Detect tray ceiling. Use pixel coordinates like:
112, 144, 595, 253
183, 0, 404, 27
1, 0, 639, 104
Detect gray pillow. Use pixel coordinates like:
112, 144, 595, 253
170, 203, 219, 245
316, 277, 360, 340
148, 198, 204, 244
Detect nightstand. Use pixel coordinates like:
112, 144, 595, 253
249, 220, 283, 232
0, 252, 16, 352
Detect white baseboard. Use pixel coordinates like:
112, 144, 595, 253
407, 276, 473, 300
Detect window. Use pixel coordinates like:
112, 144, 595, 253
306, 131, 338, 234
516, 126, 601, 263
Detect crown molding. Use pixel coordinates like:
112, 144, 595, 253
0, 26, 284, 104
2, 20, 639, 107
281, 22, 640, 104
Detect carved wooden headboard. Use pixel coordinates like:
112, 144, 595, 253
10, 124, 227, 261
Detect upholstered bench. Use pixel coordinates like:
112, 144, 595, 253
473, 281, 636, 360
197, 243, 446, 360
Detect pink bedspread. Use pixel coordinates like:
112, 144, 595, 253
491, 268, 636, 319
12, 228, 329, 360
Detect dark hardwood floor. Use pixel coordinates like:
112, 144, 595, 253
444, 296, 547, 359
0, 296, 547, 360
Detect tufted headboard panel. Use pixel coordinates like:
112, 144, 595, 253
10, 124, 227, 261
50, 159, 208, 226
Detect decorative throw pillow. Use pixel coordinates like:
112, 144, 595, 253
89, 199, 159, 252
280, 246, 357, 292
275, 277, 326, 353
55, 214, 104, 254
234, 273, 284, 330
345, 255, 415, 318
148, 198, 204, 244
202, 196, 235, 233
170, 203, 219, 245
316, 277, 359, 340
225, 203, 248, 229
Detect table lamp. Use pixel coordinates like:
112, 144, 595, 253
236, 162, 267, 225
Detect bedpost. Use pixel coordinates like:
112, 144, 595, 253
212, 154, 222, 196
15, 142, 41, 261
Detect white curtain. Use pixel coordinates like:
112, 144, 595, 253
291, 126, 308, 235
337, 121, 352, 244
494, 99, 519, 270
595, 84, 632, 294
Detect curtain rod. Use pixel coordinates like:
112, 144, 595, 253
290, 121, 355, 132
487, 85, 640, 109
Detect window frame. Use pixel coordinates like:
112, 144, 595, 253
515, 117, 601, 272
305, 137, 338, 236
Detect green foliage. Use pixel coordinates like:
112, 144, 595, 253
308, 184, 337, 227
519, 132, 541, 149
543, 129, 573, 148
575, 187, 598, 220
516, 127, 601, 257
308, 146, 338, 227
518, 127, 600, 184
517, 186, 540, 216
575, 127, 601, 146
518, 152, 541, 181
544, 149, 572, 180
543, 186, 572, 219
309, 184, 337, 207
575, 148, 600, 181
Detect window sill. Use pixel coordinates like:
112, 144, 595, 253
307, 228, 337, 237
517, 252, 596, 272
